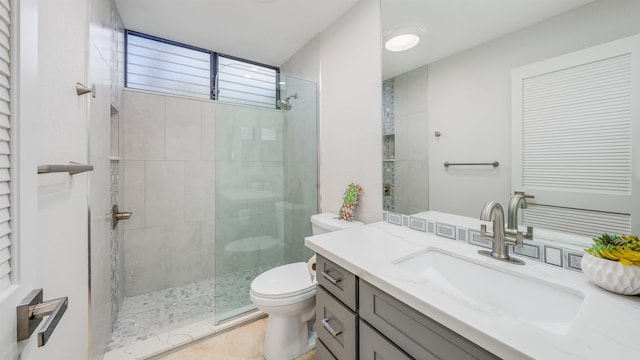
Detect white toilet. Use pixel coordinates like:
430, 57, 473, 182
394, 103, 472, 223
250, 213, 363, 360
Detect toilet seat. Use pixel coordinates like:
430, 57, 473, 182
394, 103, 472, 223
250, 262, 315, 299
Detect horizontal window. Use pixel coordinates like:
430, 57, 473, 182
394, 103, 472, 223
125, 31, 279, 108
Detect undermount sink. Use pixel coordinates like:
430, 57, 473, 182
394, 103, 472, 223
394, 249, 584, 334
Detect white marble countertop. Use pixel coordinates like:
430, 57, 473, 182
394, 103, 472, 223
305, 221, 640, 359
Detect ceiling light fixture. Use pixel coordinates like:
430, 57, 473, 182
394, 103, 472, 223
384, 25, 425, 52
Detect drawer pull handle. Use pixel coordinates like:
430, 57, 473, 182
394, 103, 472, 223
321, 271, 342, 285
321, 318, 343, 337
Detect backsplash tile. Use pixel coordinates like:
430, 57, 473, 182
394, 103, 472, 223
435, 223, 456, 240
457, 228, 467, 242
511, 242, 542, 261
469, 230, 492, 249
409, 217, 427, 232
565, 251, 584, 271
544, 246, 564, 267
385, 212, 584, 273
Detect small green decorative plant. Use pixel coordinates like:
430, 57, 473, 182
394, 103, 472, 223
339, 183, 363, 221
584, 233, 640, 266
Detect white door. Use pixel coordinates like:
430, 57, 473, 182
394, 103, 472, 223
511, 34, 640, 238
0, 0, 91, 359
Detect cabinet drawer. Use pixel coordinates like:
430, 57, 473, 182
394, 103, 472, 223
317, 254, 358, 311
359, 320, 412, 360
316, 338, 338, 360
359, 281, 500, 360
316, 286, 358, 360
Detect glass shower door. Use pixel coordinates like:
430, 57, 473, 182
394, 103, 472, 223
214, 75, 318, 324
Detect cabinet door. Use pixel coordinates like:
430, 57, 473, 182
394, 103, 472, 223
359, 320, 412, 360
360, 281, 499, 360
316, 254, 358, 311
316, 286, 358, 360
316, 339, 338, 360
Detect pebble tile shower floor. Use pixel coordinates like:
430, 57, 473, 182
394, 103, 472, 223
107, 264, 277, 351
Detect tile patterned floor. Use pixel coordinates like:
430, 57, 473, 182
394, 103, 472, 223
160, 318, 315, 360
108, 265, 278, 352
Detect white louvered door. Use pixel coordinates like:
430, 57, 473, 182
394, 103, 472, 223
511, 35, 640, 239
0, 0, 40, 358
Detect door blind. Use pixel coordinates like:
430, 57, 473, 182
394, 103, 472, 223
522, 54, 632, 194
0, 0, 10, 293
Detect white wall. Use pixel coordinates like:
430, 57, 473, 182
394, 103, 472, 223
281, 0, 382, 223
427, 0, 640, 218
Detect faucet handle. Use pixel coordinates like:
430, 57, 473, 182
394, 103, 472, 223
515, 230, 524, 247
480, 224, 492, 239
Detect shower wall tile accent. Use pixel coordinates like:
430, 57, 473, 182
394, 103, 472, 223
382, 79, 395, 135
122, 89, 217, 296
382, 78, 396, 212
110, 160, 122, 330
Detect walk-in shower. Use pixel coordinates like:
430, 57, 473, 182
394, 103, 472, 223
106, 75, 318, 353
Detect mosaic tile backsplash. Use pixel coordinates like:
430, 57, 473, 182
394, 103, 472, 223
384, 211, 585, 273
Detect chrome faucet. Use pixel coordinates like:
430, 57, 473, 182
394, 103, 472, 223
507, 194, 533, 240
479, 201, 525, 265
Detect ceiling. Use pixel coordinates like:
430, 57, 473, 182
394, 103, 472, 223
115, 0, 596, 77
114, 0, 359, 67
381, 0, 595, 78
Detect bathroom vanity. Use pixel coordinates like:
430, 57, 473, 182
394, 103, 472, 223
315, 254, 498, 360
306, 220, 640, 359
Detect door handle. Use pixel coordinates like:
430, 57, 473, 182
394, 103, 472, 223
17, 289, 68, 347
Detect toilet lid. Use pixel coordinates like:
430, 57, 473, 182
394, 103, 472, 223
251, 262, 316, 299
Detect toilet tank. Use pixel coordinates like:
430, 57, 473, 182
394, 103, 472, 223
310, 213, 364, 235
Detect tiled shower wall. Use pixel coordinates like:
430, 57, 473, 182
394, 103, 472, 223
382, 65, 430, 214
122, 90, 217, 296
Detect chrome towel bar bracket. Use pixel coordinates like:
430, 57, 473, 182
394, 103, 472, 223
444, 161, 499, 168
38, 163, 94, 175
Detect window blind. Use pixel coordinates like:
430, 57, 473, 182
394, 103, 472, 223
0, 0, 11, 292
126, 32, 211, 100
217, 56, 277, 108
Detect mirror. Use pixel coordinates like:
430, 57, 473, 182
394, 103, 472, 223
380, 0, 639, 244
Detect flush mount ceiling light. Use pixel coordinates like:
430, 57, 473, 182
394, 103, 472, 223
384, 25, 426, 52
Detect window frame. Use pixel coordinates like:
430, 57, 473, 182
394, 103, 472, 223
124, 30, 280, 106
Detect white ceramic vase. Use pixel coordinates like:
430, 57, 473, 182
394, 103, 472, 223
581, 253, 640, 295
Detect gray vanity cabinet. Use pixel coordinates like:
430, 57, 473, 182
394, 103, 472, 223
315, 254, 499, 360
359, 320, 412, 360
359, 281, 500, 360
316, 255, 359, 360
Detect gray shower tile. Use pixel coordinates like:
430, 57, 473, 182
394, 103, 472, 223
202, 101, 216, 161
123, 161, 145, 230
184, 161, 216, 223
166, 96, 202, 160
123, 91, 165, 160
124, 227, 167, 296
145, 161, 185, 227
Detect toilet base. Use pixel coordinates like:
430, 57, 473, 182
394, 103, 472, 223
263, 315, 316, 360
